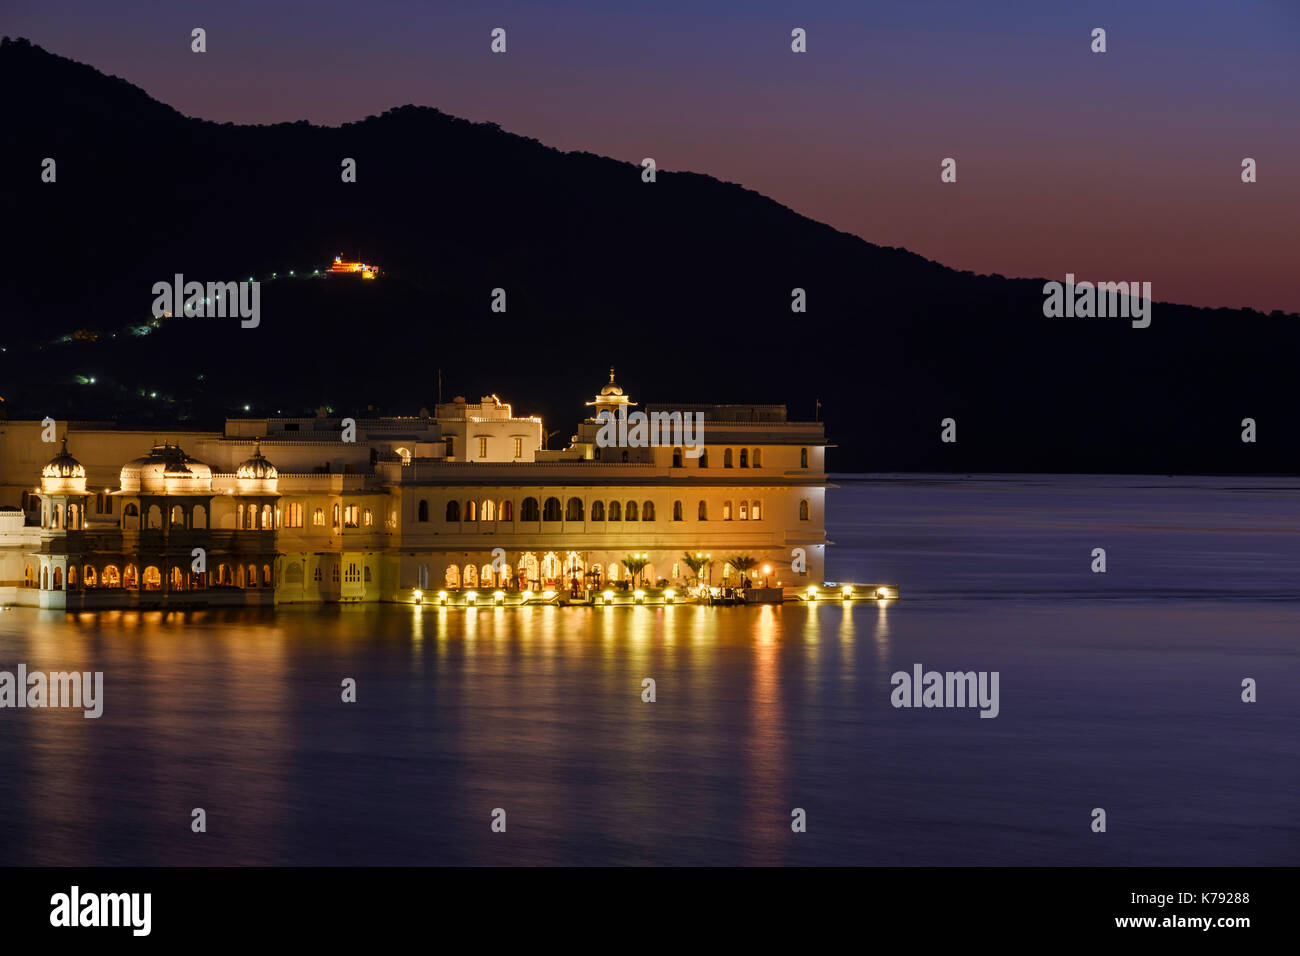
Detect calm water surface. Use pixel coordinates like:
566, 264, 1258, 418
1, 475, 1297, 865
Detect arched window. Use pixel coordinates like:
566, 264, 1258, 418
541, 553, 561, 582
625, 500, 638, 521
143, 566, 161, 590
753, 448, 762, 467
417, 499, 429, 522
751, 500, 762, 520
332, 503, 340, 530
463, 564, 479, 587
642, 501, 655, 521
247, 564, 260, 587
24, 564, 34, 588
608, 500, 621, 521
801, 447, 808, 468
520, 552, 539, 586
739, 501, 749, 520
446, 500, 460, 521
799, 499, 810, 520
672, 448, 683, 468
124, 503, 139, 517
480, 563, 494, 586
608, 562, 622, 584
445, 564, 461, 587
52, 504, 62, 529
723, 501, 732, 521
53, 567, 62, 590
67, 504, 78, 530
499, 500, 513, 521
591, 500, 605, 521
67, 566, 77, 588
521, 497, 540, 521
263, 565, 272, 587
286, 562, 304, 584
170, 566, 185, 591
124, 564, 139, 589
724, 449, 733, 468
194, 504, 208, 528
171, 505, 186, 527
698, 450, 709, 468
41, 567, 48, 589
313, 507, 325, 526
102, 565, 121, 588
672, 500, 683, 521
565, 497, 584, 521
262, 504, 273, 529
83, 565, 96, 588
739, 448, 748, 468
465, 500, 477, 522
698, 500, 708, 520
363, 508, 373, 527
543, 497, 562, 521
482, 500, 495, 522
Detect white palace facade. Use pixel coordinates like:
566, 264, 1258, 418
0, 374, 829, 609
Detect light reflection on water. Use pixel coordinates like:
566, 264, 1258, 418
0, 475, 1297, 865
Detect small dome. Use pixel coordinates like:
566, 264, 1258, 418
236, 441, 278, 480
600, 366, 624, 396
42, 438, 85, 480
40, 437, 88, 494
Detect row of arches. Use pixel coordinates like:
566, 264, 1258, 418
27, 561, 275, 591
440, 552, 655, 590
421, 497, 807, 524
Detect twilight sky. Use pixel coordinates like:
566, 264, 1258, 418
8, 0, 1299, 312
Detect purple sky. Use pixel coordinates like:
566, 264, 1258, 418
9, 0, 1299, 311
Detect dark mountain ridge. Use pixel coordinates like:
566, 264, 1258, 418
2, 36, 1296, 473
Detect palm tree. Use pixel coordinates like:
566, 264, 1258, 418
623, 554, 650, 588
542, 428, 559, 451
727, 555, 758, 587
681, 552, 711, 586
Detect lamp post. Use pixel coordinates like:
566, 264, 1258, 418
763, 564, 771, 588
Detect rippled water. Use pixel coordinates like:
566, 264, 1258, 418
1, 475, 1296, 865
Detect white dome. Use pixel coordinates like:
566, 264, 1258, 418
40, 438, 87, 493
119, 442, 213, 494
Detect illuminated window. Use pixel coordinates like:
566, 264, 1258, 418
514, 437, 522, 458
285, 501, 304, 527
751, 500, 761, 520
478, 436, 488, 458
739, 501, 748, 520
465, 500, 477, 521
500, 500, 513, 521
592, 500, 605, 521
753, 448, 762, 467
723, 501, 732, 521
672, 500, 683, 521
363, 508, 373, 527
698, 501, 708, 520
642, 501, 655, 521
344, 504, 359, 528
482, 500, 495, 521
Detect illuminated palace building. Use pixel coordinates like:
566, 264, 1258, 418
0, 374, 828, 609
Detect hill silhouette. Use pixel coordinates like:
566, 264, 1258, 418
2, 35, 1296, 473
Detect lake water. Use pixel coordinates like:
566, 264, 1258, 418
1, 475, 1296, 865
